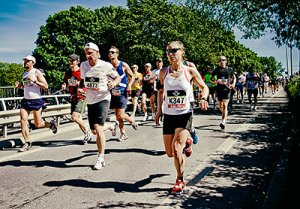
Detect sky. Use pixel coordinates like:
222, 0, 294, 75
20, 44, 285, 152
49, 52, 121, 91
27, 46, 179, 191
0, 0, 299, 74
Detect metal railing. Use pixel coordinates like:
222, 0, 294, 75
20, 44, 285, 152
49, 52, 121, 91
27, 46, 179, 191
0, 94, 71, 138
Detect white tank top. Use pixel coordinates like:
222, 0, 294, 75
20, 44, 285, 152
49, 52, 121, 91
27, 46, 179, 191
22, 68, 41, 99
163, 66, 193, 115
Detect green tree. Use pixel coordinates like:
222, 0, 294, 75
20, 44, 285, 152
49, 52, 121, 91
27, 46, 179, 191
185, 0, 300, 48
0, 62, 24, 86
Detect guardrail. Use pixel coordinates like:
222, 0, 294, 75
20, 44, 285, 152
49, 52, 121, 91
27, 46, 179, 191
0, 94, 71, 138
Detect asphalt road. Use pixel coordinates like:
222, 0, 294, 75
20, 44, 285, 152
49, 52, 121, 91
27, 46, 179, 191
0, 88, 292, 209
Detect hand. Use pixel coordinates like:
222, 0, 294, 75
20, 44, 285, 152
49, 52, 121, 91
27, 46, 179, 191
15, 81, 20, 88
154, 111, 162, 125
107, 80, 115, 89
77, 88, 84, 95
199, 99, 208, 110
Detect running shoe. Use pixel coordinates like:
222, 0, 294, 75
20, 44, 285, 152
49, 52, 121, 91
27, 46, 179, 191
170, 178, 186, 194
50, 120, 58, 134
190, 128, 199, 144
82, 130, 92, 144
131, 121, 138, 130
142, 113, 148, 121
110, 121, 119, 136
119, 133, 128, 141
18, 142, 32, 152
220, 123, 225, 130
93, 157, 105, 170
183, 137, 193, 157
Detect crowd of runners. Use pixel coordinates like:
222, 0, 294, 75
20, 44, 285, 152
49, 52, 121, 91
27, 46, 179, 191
14, 41, 287, 194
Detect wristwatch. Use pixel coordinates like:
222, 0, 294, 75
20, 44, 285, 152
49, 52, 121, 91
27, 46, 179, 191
200, 96, 207, 101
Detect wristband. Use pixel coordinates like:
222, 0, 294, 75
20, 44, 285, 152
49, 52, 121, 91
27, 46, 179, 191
200, 96, 207, 101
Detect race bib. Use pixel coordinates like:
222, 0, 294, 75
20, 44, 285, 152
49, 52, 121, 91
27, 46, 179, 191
166, 90, 187, 109
22, 79, 33, 87
85, 77, 100, 90
111, 87, 121, 96
68, 77, 78, 86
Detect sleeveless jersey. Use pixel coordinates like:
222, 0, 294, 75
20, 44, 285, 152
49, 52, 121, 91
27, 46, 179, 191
111, 61, 128, 96
163, 66, 193, 115
22, 68, 41, 99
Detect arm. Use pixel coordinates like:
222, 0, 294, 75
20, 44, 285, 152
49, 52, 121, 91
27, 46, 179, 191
154, 68, 166, 125
31, 70, 48, 89
190, 67, 208, 110
123, 62, 134, 91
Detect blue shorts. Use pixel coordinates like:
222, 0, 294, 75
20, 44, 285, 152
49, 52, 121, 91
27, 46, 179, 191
236, 84, 244, 92
110, 95, 128, 109
21, 98, 45, 111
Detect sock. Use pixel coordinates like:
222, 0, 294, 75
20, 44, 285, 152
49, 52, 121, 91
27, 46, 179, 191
178, 176, 184, 181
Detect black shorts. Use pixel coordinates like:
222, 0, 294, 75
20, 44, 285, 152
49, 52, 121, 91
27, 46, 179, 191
21, 98, 45, 111
87, 100, 110, 130
216, 85, 231, 101
247, 88, 258, 97
131, 90, 141, 98
110, 95, 128, 109
163, 112, 193, 135
209, 86, 217, 95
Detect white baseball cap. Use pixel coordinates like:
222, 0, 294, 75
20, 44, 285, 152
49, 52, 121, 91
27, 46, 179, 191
23, 55, 36, 64
84, 42, 99, 51
145, 63, 151, 67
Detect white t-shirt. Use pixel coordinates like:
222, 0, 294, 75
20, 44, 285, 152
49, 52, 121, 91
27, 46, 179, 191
80, 59, 118, 104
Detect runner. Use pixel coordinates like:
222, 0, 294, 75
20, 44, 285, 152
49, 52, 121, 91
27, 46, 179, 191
108, 46, 138, 141
15, 55, 57, 152
128, 64, 143, 120
80, 42, 120, 170
63, 53, 91, 144
152, 58, 164, 124
204, 67, 217, 109
141, 63, 156, 121
155, 41, 209, 194
211, 55, 236, 130
236, 73, 245, 103
245, 68, 259, 110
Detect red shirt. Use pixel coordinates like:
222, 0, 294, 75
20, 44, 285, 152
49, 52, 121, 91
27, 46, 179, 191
64, 69, 85, 101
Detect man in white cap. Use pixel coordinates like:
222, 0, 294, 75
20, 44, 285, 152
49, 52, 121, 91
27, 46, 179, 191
80, 42, 121, 170
15, 55, 57, 152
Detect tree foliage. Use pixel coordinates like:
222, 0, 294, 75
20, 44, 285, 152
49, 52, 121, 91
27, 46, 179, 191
28, 0, 284, 89
185, 0, 300, 48
0, 62, 24, 86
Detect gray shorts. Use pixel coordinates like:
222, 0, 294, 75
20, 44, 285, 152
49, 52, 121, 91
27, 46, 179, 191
87, 100, 110, 130
71, 100, 86, 114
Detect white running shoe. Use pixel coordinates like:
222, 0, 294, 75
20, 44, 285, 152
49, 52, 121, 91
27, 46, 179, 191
119, 133, 128, 141
93, 157, 105, 170
82, 130, 92, 144
110, 121, 119, 136
142, 113, 148, 121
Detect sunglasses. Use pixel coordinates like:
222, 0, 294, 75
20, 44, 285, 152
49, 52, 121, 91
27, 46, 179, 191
166, 48, 181, 55
220, 59, 227, 61
108, 51, 117, 54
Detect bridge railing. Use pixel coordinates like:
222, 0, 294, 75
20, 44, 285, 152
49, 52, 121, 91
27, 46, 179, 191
0, 94, 71, 138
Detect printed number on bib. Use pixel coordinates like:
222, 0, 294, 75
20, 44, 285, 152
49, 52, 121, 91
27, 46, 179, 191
112, 87, 121, 96
166, 90, 187, 109
85, 77, 100, 90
